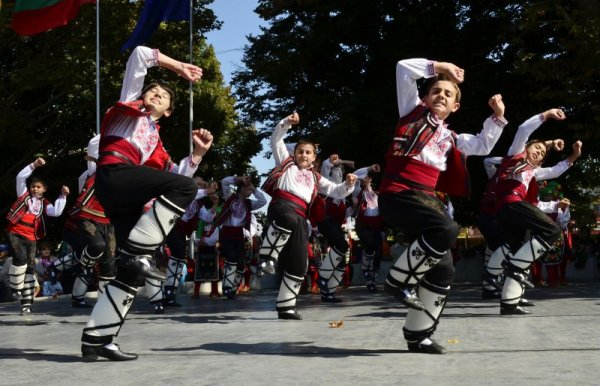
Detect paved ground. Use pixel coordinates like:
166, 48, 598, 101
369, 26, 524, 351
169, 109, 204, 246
0, 281, 599, 385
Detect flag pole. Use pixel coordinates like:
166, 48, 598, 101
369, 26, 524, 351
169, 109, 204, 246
188, 0, 195, 261
188, 0, 194, 154
95, 0, 100, 135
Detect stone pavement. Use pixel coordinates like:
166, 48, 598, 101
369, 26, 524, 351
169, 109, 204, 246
0, 281, 598, 385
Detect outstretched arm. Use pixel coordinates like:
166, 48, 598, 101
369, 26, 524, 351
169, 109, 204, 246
120, 46, 203, 102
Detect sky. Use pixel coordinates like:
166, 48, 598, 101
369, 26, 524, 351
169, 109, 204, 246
204, 0, 273, 181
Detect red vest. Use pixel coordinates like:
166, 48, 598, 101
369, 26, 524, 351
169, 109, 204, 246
495, 152, 539, 207
381, 105, 470, 197
68, 175, 110, 224
98, 100, 159, 166
6, 192, 50, 241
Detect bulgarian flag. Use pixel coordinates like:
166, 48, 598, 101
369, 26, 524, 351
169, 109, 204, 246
11, 0, 96, 36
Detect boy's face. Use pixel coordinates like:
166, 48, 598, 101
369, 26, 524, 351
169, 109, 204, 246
526, 142, 547, 166
194, 177, 208, 189
40, 247, 51, 257
142, 85, 172, 119
29, 182, 47, 197
424, 80, 460, 120
294, 144, 317, 169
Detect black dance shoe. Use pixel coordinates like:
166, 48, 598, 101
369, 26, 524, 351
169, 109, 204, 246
384, 283, 425, 311
81, 344, 138, 361
500, 305, 531, 315
153, 302, 165, 314
278, 310, 303, 320
407, 339, 447, 354
72, 300, 93, 308
119, 253, 166, 281
481, 289, 501, 300
321, 294, 342, 303
519, 298, 535, 307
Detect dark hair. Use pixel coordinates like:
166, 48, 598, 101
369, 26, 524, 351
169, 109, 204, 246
294, 140, 318, 154
426, 74, 462, 103
142, 81, 175, 112
525, 139, 550, 162
29, 176, 47, 188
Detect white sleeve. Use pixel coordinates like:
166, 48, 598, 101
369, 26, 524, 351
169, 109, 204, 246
175, 155, 199, 178
456, 116, 507, 156
536, 200, 558, 214
320, 158, 334, 179
119, 46, 160, 102
483, 157, 502, 179
250, 188, 268, 211
45, 195, 67, 217
353, 167, 370, 180
221, 176, 236, 199
78, 171, 89, 193
557, 207, 570, 229
199, 206, 216, 223
507, 113, 544, 156
86, 134, 100, 176
396, 58, 434, 118
535, 160, 571, 181
16, 164, 35, 197
270, 117, 292, 166
317, 178, 355, 200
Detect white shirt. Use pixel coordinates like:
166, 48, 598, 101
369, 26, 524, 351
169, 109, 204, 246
270, 118, 354, 203
16, 164, 66, 217
396, 58, 506, 170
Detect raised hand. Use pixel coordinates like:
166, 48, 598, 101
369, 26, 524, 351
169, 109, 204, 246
369, 164, 381, 173
488, 94, 505, 119
192, 129, 214, 157
33, 157, 46, 168
179, 63, 203, 82
552, 139, 565, 151
544, 108, 566, 121
435, 62, 465, 83
345, 173, 357, 186
287, 111, 300, 125
61, 185, 70, 196
207, 182, 219, 195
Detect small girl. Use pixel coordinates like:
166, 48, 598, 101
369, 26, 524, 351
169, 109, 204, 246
259, 112, 357, 320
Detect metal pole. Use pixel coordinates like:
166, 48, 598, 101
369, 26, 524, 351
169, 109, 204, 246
188, 0, 195, 264
96, 0, 100, 134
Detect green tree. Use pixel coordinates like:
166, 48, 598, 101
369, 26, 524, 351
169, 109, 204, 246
233, 0, 600, 225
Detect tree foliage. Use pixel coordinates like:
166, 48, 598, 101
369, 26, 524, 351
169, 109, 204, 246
233, 0, 600, 226
0, 0, 261, 243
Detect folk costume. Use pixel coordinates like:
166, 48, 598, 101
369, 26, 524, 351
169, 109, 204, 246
316, 157, 354, 302
52, 135, 116, 308
6, 163, 67, 314
493, 114, 572, 315
259, 116, 355, 320
380, 58, 506, 353
352, 167, 384, 292
213, 176, 267, 299
81, 46, 201, 361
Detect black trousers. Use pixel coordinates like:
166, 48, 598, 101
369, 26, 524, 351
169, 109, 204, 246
496, 201, 561, 252
63, 218, 116, 277
265, 200, 309, 277
477, 212, 505, 251
378, 190, 457, 287
355, 223, 383, 268
7, 232, 36, 273
95, 164, 197, 248
317, 217, 348, 254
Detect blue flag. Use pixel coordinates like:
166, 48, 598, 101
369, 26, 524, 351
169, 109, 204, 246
122, 0, 190, 51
